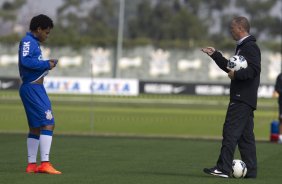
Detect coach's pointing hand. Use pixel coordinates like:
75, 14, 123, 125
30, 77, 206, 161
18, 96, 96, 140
201, 47, 215, 56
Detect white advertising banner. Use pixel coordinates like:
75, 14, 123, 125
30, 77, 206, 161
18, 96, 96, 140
44, 77, 139, 96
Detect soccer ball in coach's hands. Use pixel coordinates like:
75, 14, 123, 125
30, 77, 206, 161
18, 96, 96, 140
227, 55, 248, 71
232, 159, 247, 178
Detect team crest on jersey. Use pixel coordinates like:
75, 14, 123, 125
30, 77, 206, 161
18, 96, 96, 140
45, 110, 53, 120
38, 55, 43, 60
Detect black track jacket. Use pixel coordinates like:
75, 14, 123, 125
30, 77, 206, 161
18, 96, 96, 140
210, 35, 261, 109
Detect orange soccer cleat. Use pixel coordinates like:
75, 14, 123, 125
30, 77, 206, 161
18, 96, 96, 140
26, 163, 38, 173
37, 162, 62, 174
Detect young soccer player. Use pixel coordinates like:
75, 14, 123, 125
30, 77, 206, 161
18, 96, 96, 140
18, 14, 61, 174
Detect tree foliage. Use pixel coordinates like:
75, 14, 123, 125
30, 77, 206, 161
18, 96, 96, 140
126, 0, 208, 48
0, 0, 26, 20
0, 0, 280, 51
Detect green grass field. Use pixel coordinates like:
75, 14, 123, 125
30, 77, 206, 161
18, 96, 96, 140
0, 90, 278, 139
0, 91, 281, 183
0, 134, 281, 184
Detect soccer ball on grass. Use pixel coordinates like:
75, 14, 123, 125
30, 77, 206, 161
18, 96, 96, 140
227, 55, 248, 71
232, 159, 247, 178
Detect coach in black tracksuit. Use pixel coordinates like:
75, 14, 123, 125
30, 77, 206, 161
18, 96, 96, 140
202, 16, 261, 178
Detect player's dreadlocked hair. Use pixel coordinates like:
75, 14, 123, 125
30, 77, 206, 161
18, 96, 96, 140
29, 14, 54, 31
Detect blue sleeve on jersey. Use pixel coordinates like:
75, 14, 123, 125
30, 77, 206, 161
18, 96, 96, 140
20, 39, 50, 71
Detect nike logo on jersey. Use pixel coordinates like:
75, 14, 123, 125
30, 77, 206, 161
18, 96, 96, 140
38, 55, 43, 60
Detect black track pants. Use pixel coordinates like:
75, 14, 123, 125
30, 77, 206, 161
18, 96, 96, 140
216, 101, 257, 178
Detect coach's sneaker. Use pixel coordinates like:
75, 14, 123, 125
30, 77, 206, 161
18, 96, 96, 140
37, 162, 62, 174
203, 166, 229, 178
26, 163, 38, 173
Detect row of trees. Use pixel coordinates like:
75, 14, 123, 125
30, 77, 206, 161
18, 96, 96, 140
0, 0, 281, 51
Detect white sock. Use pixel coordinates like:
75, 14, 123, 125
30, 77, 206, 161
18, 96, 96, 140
40, 130, 53, 162
27, 134, 40, 163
